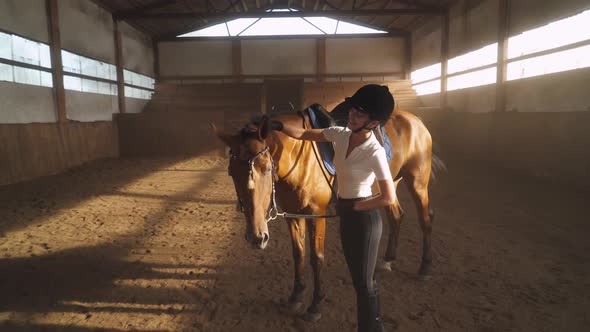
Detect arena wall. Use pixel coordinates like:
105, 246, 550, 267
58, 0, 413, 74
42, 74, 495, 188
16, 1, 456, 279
412, 0, 590, 186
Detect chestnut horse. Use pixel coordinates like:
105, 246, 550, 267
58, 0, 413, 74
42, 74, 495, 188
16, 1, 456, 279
212, 108, 441, 321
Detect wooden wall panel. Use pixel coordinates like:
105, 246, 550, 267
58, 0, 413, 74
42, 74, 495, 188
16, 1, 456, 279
118, 82, 264, 157
326, 37, 404, 74
120, 80, 417, 158
241, 39, 316, 75
149, 83, 261, 117
116, 111, 224, 157
0, 122, 118, 185
415, 108, 590, 188
159, 41, 233, 77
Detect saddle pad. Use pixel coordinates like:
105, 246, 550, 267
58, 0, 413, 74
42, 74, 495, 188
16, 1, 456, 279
379, 125, 393, 162
307, 107, 336, 176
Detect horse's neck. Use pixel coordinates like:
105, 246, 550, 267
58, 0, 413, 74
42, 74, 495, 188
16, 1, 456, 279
267, 113, 313, 182
268, 133, 308, 182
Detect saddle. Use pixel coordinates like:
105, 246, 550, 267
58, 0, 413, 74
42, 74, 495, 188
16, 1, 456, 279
303, 104, 336, 176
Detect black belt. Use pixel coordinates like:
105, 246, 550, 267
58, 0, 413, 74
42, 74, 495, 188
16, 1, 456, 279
337, 195, 376, 202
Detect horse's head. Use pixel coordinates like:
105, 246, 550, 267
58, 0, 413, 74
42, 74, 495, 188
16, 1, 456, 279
211, 116, 275, 249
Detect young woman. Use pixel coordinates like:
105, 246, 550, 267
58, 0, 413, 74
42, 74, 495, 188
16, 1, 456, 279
277, 84, 396, 332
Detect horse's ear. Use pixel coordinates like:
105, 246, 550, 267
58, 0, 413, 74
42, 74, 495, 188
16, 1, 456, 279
210, 121, 233, 146
258, 115, 270, 140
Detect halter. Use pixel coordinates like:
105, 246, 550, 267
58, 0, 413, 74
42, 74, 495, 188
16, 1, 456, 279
229, 142, 336, 224
229, 145, 278, 223
230, 145, 270, 181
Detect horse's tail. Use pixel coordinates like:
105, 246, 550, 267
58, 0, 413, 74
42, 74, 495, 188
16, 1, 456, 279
429, 142, 447, 185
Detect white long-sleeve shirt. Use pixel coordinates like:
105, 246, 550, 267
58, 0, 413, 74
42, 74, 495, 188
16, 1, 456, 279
322, 126, 392, 199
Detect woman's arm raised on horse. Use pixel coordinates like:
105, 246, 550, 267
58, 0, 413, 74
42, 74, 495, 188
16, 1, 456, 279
278, 122, 328, 142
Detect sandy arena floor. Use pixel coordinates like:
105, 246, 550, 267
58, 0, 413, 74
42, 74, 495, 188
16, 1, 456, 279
0, 154, 589, 331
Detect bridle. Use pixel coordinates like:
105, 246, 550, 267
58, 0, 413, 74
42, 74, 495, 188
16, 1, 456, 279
229, 141, 336, 224
230, 145, 271, 182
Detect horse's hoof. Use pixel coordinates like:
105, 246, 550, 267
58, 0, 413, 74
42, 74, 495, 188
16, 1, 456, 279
300, 311, 322, 322
377, 260, 393, 272
280, 301, 303, 315
417, 265, 433, 280
417, 273, 432, 281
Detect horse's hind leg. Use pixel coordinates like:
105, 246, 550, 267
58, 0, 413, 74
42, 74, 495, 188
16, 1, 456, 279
405, 174, 435, 279
285, 218, 307, 313
301, 217, 327, 322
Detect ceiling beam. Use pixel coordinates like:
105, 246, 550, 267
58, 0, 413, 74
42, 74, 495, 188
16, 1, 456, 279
391, 0, 444, 11
117, 8, 443, 20
113, 0, 178, 20
224, 0, 242, 12
362, 0, 393, 25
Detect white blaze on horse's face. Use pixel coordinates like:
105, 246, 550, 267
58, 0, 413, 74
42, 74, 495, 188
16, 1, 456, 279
229, 138, 273, 250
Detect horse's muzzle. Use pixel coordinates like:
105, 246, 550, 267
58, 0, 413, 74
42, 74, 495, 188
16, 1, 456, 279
245, 231, 269, 249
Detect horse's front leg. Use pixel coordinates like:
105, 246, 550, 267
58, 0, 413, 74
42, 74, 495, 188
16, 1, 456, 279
380, 200, 404, 271
406, 175, 434, 279
379, 178, 404, 272
302, 217, 327, 322
284, 217, 306, 313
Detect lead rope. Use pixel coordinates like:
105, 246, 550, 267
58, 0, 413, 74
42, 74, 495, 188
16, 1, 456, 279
266, 176, 338, 222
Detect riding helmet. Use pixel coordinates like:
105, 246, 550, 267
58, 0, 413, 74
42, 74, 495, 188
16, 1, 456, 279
345, 84, 395, 125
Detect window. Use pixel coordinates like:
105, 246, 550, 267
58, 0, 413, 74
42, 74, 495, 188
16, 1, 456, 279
413, 79, 441, 95
62, 50, 117, 96
411, 63, 441, 95
178, 9, 386, 37
508, 10, 590, 59
123, 69, 154, 100
12, 35, 41, 66
0, 32, 11, 60
0, 31, 156, 101
411, 63, 441, 84
448, 67, 496, 91
63, 75, 82, 91
410, 9, 590, 96
0, 31, 53, 87
507, 9, 590, 81
62, 50, 81, 74
0, 63, 13, 82
507, 44, 590, 81
448, 43, 497, 74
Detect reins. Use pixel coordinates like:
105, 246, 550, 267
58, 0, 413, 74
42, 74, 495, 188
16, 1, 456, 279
301, 111, 337, 198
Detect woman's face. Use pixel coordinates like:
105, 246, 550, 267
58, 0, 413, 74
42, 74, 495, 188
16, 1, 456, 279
347, 107, 372, 131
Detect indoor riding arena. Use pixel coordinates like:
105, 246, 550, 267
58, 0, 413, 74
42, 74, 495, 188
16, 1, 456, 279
1, 0, 589, 331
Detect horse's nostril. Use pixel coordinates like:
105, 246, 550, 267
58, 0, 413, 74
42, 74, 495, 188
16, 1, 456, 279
262, 232, 269, 243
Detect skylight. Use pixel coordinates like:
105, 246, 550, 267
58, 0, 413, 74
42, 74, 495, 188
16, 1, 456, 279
178, 10, 386, 37
240, 18, 324, 36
